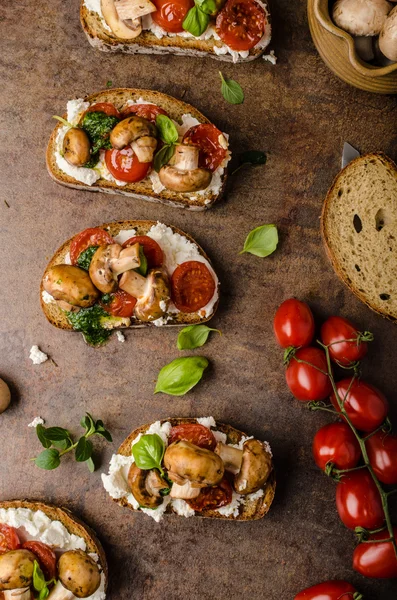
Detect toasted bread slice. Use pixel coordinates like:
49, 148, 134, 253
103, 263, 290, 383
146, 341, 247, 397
114, 418, 276, 521
321, 153, 397, 322
47, 88, 228, 211
40, 220, 219, 332
80, 2, 271, 63
0, 499, 107, 585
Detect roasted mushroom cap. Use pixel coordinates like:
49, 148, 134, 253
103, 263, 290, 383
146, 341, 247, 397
379, 6, 397, 61
215, 442, 243, 475
0, 549, 35, 591
89, 244, 122, 294
58, 550, 101, 598
234, 439, 272, 495
164, 440, 224, 487
110, 116, 157, 162
43, 265, 99, 308
128, 464, 169, 508
159, 144, 212, 193
62, 128, 91, 167
101, 0, 143, 39
332, 0, 392, 36
119, 267, 171, 322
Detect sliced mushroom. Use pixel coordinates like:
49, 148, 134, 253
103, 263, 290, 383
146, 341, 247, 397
110, 243, 141, 276
0, 549, 35, 591
216, 439, 272, 495
115, 0, 156, 21
164, 440, 224, 488
62, 128, 91, 167
89, 244, 121, 294
332, 0, 392, 36
159, 144, 212, 193
170, 481, 201, 499
101, 0, 143, 39
119, 267, 170, 322
128, 464, 168, 508
49, 550, 101, 599
110, 116, 157, 162
118, 269, 147, 298
43, 265, 99, 308
379, 6, 397, 61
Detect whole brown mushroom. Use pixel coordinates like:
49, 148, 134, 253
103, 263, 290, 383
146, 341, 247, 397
0, 378, 11, 414
47, 550, 101, 599
0, 549, 35, 599
215, 438, 272, 495
164, 440, 224, 487
43, 265, 99, 308
62, 129, 91, 167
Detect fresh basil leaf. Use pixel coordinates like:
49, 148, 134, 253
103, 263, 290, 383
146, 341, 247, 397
240, 224, 278, 257
52, 438, 72, 451
183, 5, 210, 36
39, 588, 50, 600
42, 427, 70, 442
233, 150, 267, 174
75, 437, 93, 462
86, 457, 95, 473
136, 245, 148, 277
155, 114, 178, 144
96, 428, 113, 442
106, 80, 113, 88
33, 561, 46, 592
36, 424, 51, 449
82, 412, 96, 435
155, 356, 209, 396
154, 143, 176, 173
196, 0, 217, 14
35, 449, 60, 470
177, 325, 220, 350
77, 246, 99, 271
219, 72, 244, 105
132, 434, 165, 471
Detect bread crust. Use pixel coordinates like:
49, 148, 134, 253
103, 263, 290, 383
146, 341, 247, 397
47, 88, 228, 211
40, 220, 220, 332
80, 2, 271, 63
115, 417, 276, 521
0, 500, 108, 588
321, 152, 397, 322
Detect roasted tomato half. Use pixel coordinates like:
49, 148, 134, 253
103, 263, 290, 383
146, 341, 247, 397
168, 423, 217, 451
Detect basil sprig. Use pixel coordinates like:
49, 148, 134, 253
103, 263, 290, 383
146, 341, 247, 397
232, 151, 267, 175
153, 115, 179, 172
33, 413, 112, 472
219, 72, 244, 105
132, 434, 165, 474
183, 0, 217, 36
240, 224, 278, 257
177, 325, 220, 350
155, 356, 209, 396
33, 560, 55, 600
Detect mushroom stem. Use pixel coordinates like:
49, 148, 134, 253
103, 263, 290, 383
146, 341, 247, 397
101, 0, 143, 38
131, 136, 158, 163
158, 144, 212, 193
109, 243, 141, 276
47, 580, 75, 600
3, 588, 31, 600
115, 0, 156, 20
173, 144, 199, 171
119, 269, 147, 298
170, 481, 201, 499
145, 469, 169, 497
215, 442, 243, 475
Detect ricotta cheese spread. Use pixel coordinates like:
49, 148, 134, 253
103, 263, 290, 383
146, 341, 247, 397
116, 331, 126, 342
29, 345, 49, 365
28, 416, 44, 428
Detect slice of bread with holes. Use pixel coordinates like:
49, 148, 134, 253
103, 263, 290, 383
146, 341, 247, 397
321, 153, 397, 322
80, 0, 272, 63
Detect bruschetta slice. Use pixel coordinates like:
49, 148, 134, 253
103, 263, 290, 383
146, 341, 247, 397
46, 88, 230, 210
0, 500, 107, 599
40, 220, 219, 346
102, 417, 276, 522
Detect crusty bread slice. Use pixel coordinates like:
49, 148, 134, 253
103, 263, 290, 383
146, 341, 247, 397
321, 153, 397, 322
116, 418, 276, 521
0, 499, 107, 585
80, 2, 271, 62
40, 220, 219, 331
47, 88, 227, 211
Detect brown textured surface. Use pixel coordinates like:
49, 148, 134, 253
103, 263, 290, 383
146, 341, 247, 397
0, 0, 397, 599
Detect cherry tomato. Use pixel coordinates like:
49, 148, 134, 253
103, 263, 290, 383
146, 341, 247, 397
100, 290, 137, 318
286, 347, 332, 402
366, 430, 397, 485
168, 423, 216, 451
312, 422, 361, 472
187, 477, 233, 512
70, 228, 114, 265
22, 541, 57, 580
273, 299, 315, 349
216, 0, 266, 51
321, 316, 368, 366
336, 469, 384, 530
171, 261, 216, 313
182, 124, 227, 172
105, 146, 151, 183
122, 236, 163, 268
331, 379, 389, 432
86, 102, 121, 118
294, 580, 360, 600
0, 524, 20, 553
151, 0, 194, 33
121, 103, 168, 123
353, 526, 397, 578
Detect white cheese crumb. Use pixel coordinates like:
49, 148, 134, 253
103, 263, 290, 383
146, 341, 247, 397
216, 492, 243, 517
247, 489, 264, 501
116, 331, 125, 343
64, 252, 72, 265
29, 346, 49, 365
159, 300, 167, 312
152, 316, 171, 327
28, 417, 45, 428
140, 495, 171, 523
263, 50, 277, 64
171, 499, 195, 518
113, 229, 137, 244
41, 290, 54, 304
196, 416, 216, 429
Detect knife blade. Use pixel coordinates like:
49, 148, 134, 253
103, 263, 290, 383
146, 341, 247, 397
342, 142, 360, 169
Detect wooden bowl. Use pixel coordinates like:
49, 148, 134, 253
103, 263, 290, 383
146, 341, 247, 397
308, 0, 397, 94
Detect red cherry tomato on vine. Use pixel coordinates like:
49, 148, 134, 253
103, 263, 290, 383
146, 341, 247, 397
286, 347, 332, 402
321, 316, 368, 366
22, 541, 57, 580
331, 379, 389, 432
312, 422, 361, 471
335, 469, 384, 530
274, 299, 315, 349
353, 526, 397, 578
0, 524, 20, 553
366, 430, 397, 485
294, 580, 360, 600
